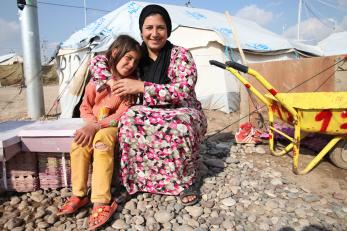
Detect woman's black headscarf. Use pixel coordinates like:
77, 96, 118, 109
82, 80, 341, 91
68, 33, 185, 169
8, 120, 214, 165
138, 4, 173, 84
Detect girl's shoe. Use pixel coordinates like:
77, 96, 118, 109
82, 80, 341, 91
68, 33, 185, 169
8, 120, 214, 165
88, 200, 118, 230
57, 196, 90, 216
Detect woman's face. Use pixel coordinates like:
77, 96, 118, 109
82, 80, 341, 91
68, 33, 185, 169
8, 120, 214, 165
116, 50, 141, 77
141, 14, 168, 53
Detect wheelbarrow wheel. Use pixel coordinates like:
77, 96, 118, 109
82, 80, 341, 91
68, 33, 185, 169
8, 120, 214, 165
329, 140, 347, 170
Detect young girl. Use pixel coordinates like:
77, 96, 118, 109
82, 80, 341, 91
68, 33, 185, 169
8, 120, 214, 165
57, 34, 141, 230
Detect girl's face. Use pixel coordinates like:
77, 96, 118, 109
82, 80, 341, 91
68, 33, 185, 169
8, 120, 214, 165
141, 14, 168, 53
115, 50, 140, 78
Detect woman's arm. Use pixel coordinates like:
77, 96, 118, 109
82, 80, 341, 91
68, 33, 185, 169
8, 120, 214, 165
89, 55, 112, 92
111, 47, 197, 107
143, 47, 197, 106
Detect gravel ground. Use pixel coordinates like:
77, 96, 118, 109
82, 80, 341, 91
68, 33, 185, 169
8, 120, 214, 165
0, 141, 346, 231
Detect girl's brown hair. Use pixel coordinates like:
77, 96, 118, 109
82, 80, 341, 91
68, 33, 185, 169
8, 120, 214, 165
105, 34, 141, 76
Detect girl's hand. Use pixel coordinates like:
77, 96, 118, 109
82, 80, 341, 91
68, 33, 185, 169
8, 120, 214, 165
110, 79, 144, 96
73, 122, 100, 147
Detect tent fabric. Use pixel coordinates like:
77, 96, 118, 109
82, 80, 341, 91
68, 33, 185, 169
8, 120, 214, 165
61, 1, 295, 53
57, 51, 91, 118
318, 31, 347, 56
0, 54, 23, 65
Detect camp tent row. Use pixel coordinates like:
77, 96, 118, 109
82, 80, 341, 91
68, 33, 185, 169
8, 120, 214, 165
55, 1, 344, 117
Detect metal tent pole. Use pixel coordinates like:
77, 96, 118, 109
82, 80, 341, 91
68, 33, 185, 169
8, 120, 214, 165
19, 0, 45, 119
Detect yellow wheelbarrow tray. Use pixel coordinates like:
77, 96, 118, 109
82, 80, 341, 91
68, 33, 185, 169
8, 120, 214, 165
210, 60, 347, 175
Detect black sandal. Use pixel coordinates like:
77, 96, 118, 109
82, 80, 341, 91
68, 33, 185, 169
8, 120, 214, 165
179, 180, 201, 206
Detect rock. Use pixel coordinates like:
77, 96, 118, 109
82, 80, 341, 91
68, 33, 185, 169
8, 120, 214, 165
37, 221, 50, 229
60, 188, 72, 198
124, 200, 137, 211
230, 186, 240, 195
164, 196, 176, 202
112, 218, 127, 229
185, 206, 204, 218
270, 178, 283, 186
332, 192, 345, 200
10, 197, 21, 206
46, 214, 57, 224
34, 209, 46, 219
209, 216, 224, 225
76, 209, 88, 219
5, 218, 23, 229
259, 222, 270, 230
174, 224, 194, 231
295, 208, 307, 219
220, 197, 236, 207
154, 210, 174, 223
30, 192, 45, 203
303, 194, 320, 203
133, 215, 145, 225
200, 200, 214, 208
247, 215, 256, 222
18, 201, 28, 210
221, 219, 234, 229
204, 159, 225, 168
12, 227, 24, 231
255, 146, 266, 154
186, 218, 199, 227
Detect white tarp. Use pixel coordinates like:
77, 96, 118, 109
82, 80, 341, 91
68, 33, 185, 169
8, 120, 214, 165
62, 1, 294, 52
0, 53, 23, 65
57, 1, 322, 116
318, 31, 347, 56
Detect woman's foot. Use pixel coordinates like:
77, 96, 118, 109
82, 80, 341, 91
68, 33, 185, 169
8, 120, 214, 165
88, 200, 118, 230
57, 196, 90, 216
179, 182, 200, 206
181, 195, 198, 205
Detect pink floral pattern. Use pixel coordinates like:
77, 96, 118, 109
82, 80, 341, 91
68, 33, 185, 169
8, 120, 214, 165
89, 55, 112, 91
119, 46, 207, 195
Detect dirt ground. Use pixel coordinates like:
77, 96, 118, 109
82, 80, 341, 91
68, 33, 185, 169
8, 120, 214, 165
1, 84, 346, 202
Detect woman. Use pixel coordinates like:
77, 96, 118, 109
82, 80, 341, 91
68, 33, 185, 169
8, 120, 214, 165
112, 4, 207, 205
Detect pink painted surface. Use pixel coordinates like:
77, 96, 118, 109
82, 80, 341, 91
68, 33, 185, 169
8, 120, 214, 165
18, 118, 84, 137
21, 137, 74, 153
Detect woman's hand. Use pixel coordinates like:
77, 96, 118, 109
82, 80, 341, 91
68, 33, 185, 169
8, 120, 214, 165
110, 79, 144, 96
73, 122, 100, 147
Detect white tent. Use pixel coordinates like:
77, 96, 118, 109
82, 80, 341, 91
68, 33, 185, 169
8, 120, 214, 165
318, 31, 347, 56
57, 1, 319, 117
0, 53, 23, 65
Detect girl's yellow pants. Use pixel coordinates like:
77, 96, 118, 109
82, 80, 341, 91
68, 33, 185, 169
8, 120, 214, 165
70, 127, 118, 204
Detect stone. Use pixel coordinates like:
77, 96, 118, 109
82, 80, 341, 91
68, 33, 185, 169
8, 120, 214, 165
185, 206, 204, 218
204, 159, 225, 168
10, 197, 21, 206
30, 192, 45, 203
303, 194, 320, 203
332, 192, 345, 200
174, 224, 194, 231
255, 146, 266, 154
37, 221, 50, 229
154, 210, 174, 223
112, 219, 127, 229
221, 198, 236, 207
270, 178, 283, 186
5, 218, 23, 229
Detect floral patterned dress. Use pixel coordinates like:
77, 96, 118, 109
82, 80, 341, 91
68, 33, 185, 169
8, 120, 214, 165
119, 46, 207, 195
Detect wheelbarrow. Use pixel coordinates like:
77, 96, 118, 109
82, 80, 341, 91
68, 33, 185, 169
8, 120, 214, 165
209, 60, 347, 174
